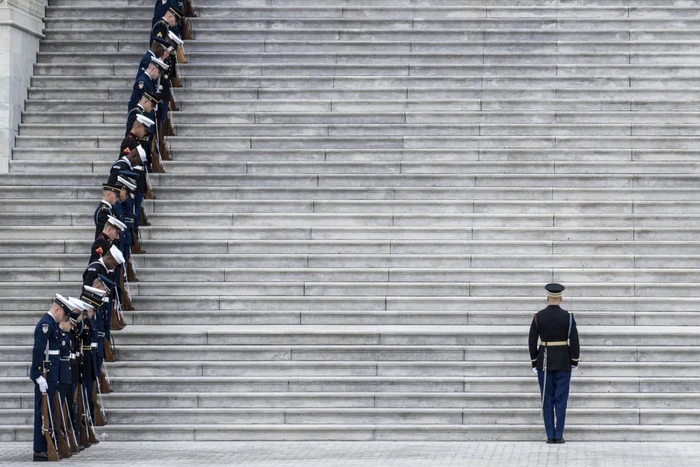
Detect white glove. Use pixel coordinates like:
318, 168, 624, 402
36, 376, 48, 393
571, 366, 578, 371
532, 367, 538, 374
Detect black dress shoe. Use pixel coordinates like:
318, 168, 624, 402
546, 438, 555, 444
33, 452, 48, 462
554, 438, 566, 444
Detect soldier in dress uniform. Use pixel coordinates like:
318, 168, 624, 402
128, 56, 166, 113
121, 115, 156, 239
89, 215, 126, 264
94, 184, 122, 237
66, 299, 89, 446
137, 40, 169, 79
115, 171, 140, 282
30, 294, 71, 462
151, 6, 181, 45
528, 283, 581, 444
125, 93, 159, 166
77, 288, 101, 422
57, 313, 76, 445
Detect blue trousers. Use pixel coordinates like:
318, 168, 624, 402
537, 370, 571, 439
33, 381, 58, 453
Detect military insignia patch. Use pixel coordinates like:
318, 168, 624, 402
42, 324, 49, 334
157, 32, 163, 38
138, 81, 145, 90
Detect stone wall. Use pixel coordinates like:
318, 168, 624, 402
0, 0, 45, 173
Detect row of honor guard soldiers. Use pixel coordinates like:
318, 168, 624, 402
29, 0, 196, 461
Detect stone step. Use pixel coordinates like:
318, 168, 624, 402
43, 5, 700, 20
1, 324, 698, 346
38, 39, 700, 54
42, 27, 700, 42
22, 122, 700, 138
2, 280, 700, 298
0, 252, 687, 269
32, 63, 700, 79
8, 359, 700, 378
7, 266, 700, 284
5, 184, 700, 203
11, 171, 700, 189
11, 161, 700, 177
0, 307, 698, 327
40, 17, 700, 31
32, 75, 700, 90
1, 225, 699, 241
12, 148, 700, 165
38, 51, 700, 67
22, 110, 700, 125
0, 375, 695, 394
2, 343, 699, 364
5, 423, 700, 442
0, 344, 698, 366
28, 86, 700, 101
3, 406, 696, 426
20, 134, 700, 150
8, 390, 700, 410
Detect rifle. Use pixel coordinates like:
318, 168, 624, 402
92, 385, 107, 427
62, 397, 80, 453
41, 343, 60, 461
81, 385, 99, 444
176, 43, 188, 64
158, 122, 171, 161
119, 273, 134, 311
52, 392, 72, 458
75, 383, 90, 448
149, 137, 162, 174
182, 17, 193, 40
132, 227, 144, 254
184, 0, 196, 18
104, 337, 116, 363
126, 255, 139, 283
99, 367, 113, 394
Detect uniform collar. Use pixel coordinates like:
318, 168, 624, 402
101, 199, 112, 208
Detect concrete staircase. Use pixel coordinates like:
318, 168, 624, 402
2, 0, 700, 441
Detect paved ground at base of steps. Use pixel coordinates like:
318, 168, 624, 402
0, 441, 698, 467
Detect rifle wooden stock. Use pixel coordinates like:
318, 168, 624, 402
126, 258, 138, 283
171, 74, 182, 88
92, 386, 106, 427
158, 125, 171, 161
103, 338, 116, 363
117, 307, 128, 328
184, 0, 196, 17
182, 17, 193, 40
140, 209, 152, 226
83, 386, 98, 445
110, 299, 125, 331
119, 274, 134, 311
75, 385, 90, 448
52, 393, 72, 459
99, 367, 113, 394
62, 398, 80, 453
165, 116, 175, 136
41, 393, 60, 461
149, 137, 165, 172
176, 44, 188, 64
132, 229, 144, 254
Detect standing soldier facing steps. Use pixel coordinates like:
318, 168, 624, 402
528, 283, 580, 444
